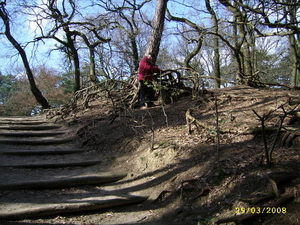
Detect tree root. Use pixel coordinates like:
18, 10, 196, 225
186, 108, 211, 134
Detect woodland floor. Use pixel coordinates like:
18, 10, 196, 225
1, 85, 300, 225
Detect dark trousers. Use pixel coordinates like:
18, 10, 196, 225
139, 80, 155, 107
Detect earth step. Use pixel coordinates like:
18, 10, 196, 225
0, 120, 48, 125
0, 136, 75, 145
0, 173, 127, 190
0, 159, 102, 168
0, 116, 45, 121
0, 131, 65, 137
0, 191, 148, 220
2, 148, 84, 155
0, 124, 62, 130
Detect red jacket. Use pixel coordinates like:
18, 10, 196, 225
138, 57, 161, 81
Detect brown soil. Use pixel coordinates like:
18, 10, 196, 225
1, 85, 300, 225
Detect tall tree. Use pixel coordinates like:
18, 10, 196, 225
48, 0, 81, 92
205, 0, 221, 88
96, 0, 151, 72
33, 0, 82, 92
72, 23, 111, 86
0, 1, 51, 109
145, 0, 168, 62
286, 0, 300, 86
222, 0, 300, 86
219, 0, 254, 85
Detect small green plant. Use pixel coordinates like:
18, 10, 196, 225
197, 217, 216, 225
140, 156, 145, 161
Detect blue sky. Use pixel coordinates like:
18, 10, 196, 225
0, 0, 204, 75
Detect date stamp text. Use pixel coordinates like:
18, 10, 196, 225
235, 207, 287, 214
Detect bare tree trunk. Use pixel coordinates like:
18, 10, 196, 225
74, 30, 111, 86
89, 47, 98, 85
61, 25, 81, 92
287, 2, 300, 86
219, 0, 256, 85
0, 3, 50, 109
145, 0, 168, 62
290, 35, 300, 86
206, 0, 221, 88
46, 0, 81, 92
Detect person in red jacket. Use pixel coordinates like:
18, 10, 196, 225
138, 54, 161, 108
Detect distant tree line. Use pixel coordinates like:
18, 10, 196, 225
0, 0, 299, 115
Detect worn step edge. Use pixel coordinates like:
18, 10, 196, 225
0, 195, 148, 220
0, 159, 101, 168
0, 121, 48, 125
0, 137, 75, 145
0, 131, 65, 137
0, 125, 62, 131
0, 173, 127, 190
0, 116, 44, 121
2, 149, 84, 155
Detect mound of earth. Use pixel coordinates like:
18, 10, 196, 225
1, 85, 300, 225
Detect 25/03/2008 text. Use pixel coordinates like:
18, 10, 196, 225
235, 207, 287, 214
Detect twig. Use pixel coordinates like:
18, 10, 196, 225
252, 109, 271, 168
215, 98, 221, 165
269, 105, 288, 161
146, 111, 155, 151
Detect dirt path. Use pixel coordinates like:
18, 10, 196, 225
0, 116, 147, 221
